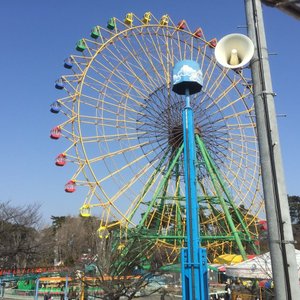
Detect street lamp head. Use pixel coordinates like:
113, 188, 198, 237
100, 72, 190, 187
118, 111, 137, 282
172, 60, 203, 95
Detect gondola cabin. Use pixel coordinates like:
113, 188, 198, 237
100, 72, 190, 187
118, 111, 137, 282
65, 180, 76, 193
55, 79, 64, 90
55, 153, 66, 167
193, 28, 203, 38
50, 102, 61, 114
160, 15, 169, 26
259, 220, 268, 231
80, 205, 91, 217
50, 127, 61, 140
107, 18, 116, 30
98, 226, 109, 239
177, 20, 186, 30
90, 26, 101, 39
76, 39, 86, 52
64, 57, 73, 69
142, 12, 151, 24
208, 38, 217, 48
124, 13, 133, 26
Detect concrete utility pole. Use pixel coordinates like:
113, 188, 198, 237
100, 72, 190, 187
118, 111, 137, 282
245, 0, 300, 299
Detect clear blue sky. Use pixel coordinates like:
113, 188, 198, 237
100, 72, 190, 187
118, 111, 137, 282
0, 0, 299, 224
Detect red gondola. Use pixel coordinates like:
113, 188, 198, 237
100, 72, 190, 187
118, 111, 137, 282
193, 28, 203, 38
208, 38, 217, 48
50, 127, 61, 140
259, 220, 268, 231
55, 153, 66, 166
177, 20, 186, 30
65, 180, 76, 193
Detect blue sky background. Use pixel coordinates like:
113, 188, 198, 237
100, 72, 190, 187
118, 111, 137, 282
0, 0, 299, 224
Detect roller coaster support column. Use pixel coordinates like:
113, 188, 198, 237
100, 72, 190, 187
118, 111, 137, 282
173, 60, 208, 300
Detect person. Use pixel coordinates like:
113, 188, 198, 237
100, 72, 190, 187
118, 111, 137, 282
160, 289, 166, 300
225, 282, 232, 300
60, 285, 64, 300
0, 281, 5, 298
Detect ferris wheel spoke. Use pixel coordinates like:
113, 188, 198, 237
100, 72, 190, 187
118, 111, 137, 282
81, 94, 142, 117
108, 36, 164, 90
220, 158, 259, 188
82, 75, 145, 108
93, 49, 153, 97
126, 153, 172, 222
204, 83, 243, 112
142, 28, 174, 81
226, 122, 256, 130
203, 69, 232, 99
78, 113, 142, 128
201, 59, 219, 89
98, 152, 150, 185
122, 30, 168, 85
79, 131, 146, 144
93, 52, 151, 98
208, 96, 253, 118
217, 109, 253, 122
104, 159, 158, 208
84, 68, 131, 94
88, 142, 147, 164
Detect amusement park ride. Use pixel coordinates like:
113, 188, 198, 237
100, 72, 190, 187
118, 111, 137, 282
48, 4, 300, 299
50, 12, 263, 262
48, 11, 265, 300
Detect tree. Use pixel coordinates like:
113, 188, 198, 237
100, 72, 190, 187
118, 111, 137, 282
73, 233, 164, 300
288, 195, 300, 250
53, 216, 99, 266
0, 201, 42, 268
288, 195, 300, 225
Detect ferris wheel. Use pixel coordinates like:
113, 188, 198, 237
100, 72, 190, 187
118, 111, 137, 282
50, 12, 264, 261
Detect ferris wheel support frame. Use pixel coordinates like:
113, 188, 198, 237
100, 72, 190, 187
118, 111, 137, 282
195, 134, 260, 255
196, 135, 247, 259
171, 60, 208, 300
181, 89, 208, 300
245, 0, 300, 299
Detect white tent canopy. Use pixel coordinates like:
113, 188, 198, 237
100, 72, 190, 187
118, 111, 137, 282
226, 250, 300, 279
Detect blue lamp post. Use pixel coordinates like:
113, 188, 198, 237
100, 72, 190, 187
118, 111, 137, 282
172, 60, 208, 300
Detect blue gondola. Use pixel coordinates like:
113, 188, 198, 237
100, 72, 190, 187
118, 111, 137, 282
50, 102, 61, 114
55, 79, 64, 90
64, 57, 73, 69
